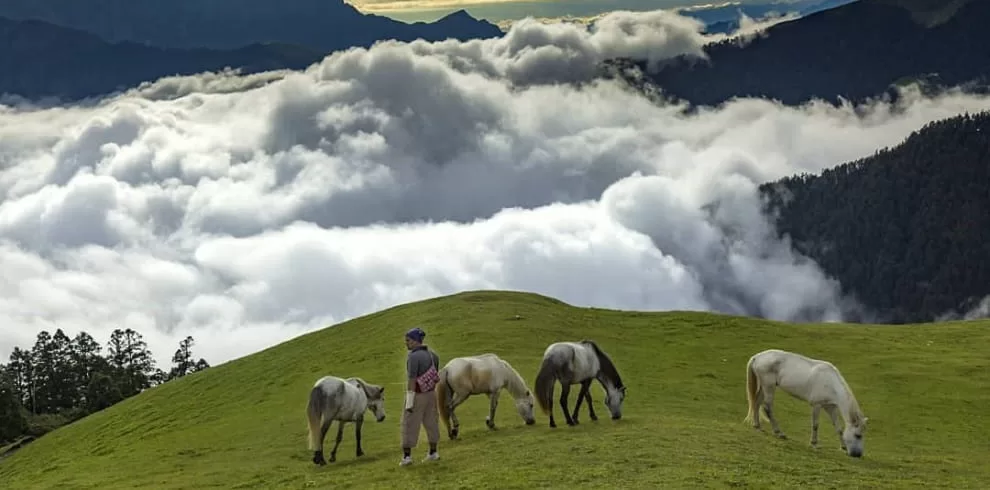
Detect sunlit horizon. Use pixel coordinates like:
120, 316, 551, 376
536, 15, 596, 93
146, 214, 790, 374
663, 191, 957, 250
346, 0, 757, 23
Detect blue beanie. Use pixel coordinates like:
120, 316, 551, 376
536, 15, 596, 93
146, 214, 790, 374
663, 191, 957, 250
405, 327, 426, 342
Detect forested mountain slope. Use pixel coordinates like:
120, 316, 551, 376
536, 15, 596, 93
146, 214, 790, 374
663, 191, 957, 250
761, 111, 990, 323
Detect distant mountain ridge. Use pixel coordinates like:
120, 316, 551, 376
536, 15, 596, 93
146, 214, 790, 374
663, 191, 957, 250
0, 0, 503, 51
686, 0, 857, 34
604, 0, 990, 107
0, 15, 326, 101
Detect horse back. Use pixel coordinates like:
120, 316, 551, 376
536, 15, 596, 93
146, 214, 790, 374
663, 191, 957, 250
447, 356, 499, 393
314, 375, 345, 393
571, 343, 599, 381
756, 350, 831, 399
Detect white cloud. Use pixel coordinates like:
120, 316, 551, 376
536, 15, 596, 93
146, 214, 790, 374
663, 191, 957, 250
2, 9, 989, 369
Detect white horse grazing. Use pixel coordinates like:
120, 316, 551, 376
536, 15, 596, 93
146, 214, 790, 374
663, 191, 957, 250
306, 375, 386, 466
436, 353, 536, 440
745, 349, 869, 458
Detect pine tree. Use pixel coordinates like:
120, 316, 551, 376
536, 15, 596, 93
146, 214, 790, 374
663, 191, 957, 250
70, 332, 109, 408
105, 328, 157, 398
0, 365, 28, 442
6, 347, 35, 414
167, 336, 210, 381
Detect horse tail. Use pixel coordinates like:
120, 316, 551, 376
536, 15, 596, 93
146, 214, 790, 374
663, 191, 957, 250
744, 356, 761, 425
306, 385, 325, 451
534, 354, 556, 416
437, 368, 453, 435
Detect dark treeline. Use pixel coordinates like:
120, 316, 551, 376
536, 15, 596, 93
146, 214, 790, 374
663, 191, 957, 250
0, 329, 209, 444
760, 110, 990, 323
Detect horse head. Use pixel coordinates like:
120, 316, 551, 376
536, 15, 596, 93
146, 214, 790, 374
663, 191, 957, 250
843, 415, 868, 458
515, 389, 536, 425
355, 379, 387, 423
604, 384, 627, 420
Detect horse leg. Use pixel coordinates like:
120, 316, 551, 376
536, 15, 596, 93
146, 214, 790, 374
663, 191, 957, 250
584, 385, 598, 421
570, 380, 592, 425
753, 381, 764, 431
762, 386, 786, 439
548, 380, 558, 428
559, 383, 576, 426
355, 418, 365, 457
824, 405, 845, 451
328, 421, 345, 463
486, 391, 501, 430
810, 405, 821, 448
448, 392, 470, 439
313, 416, 333, 465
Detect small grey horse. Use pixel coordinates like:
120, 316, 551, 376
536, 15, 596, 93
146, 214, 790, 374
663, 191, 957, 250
306, 375, 386, 466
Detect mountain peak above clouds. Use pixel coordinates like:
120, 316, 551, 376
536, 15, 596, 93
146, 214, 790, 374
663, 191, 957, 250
0, 0, 504, 51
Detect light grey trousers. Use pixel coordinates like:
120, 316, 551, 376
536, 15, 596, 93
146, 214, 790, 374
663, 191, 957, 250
402, 390, 440, 448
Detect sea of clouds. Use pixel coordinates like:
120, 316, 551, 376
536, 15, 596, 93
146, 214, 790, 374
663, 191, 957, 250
3, 10, 990, 368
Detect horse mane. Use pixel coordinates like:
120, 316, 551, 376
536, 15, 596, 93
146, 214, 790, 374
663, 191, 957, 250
498, 358, 530, 398
581, 340, 624, 389
346, 377, 378, 398
833, 368, 865, 425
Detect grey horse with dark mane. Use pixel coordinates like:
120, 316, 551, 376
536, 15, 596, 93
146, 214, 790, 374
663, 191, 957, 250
306, 375, 387, 466
533, 340, 627, 428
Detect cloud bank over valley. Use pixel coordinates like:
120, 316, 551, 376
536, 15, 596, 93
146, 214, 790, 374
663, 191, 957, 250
3, 10, 989, 367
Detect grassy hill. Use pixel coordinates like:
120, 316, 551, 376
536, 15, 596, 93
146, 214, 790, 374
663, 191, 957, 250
0, 290, 987, 488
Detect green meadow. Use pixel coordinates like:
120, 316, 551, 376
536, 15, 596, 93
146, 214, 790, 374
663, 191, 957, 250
1, 291, 988, 489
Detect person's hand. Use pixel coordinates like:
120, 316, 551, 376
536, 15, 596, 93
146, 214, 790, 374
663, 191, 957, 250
404, 391, 415, 412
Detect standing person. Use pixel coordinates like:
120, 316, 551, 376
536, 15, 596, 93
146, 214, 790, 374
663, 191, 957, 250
400, 326, 441, 466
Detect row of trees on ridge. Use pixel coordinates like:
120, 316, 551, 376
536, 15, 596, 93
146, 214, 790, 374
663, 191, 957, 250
0, 328, 209, 444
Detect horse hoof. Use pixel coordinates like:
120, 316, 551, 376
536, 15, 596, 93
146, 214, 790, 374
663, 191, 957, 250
590, 416, 598, 422
313, 452, 327, 466
775, 433, 788, 440
356, 451, 365, 458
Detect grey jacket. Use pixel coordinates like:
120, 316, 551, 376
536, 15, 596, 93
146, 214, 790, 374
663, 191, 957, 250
406, 345, 440, 382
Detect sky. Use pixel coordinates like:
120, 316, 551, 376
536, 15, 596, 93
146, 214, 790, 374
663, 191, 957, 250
348, 0, 779, 23
2, 8, 989, 371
